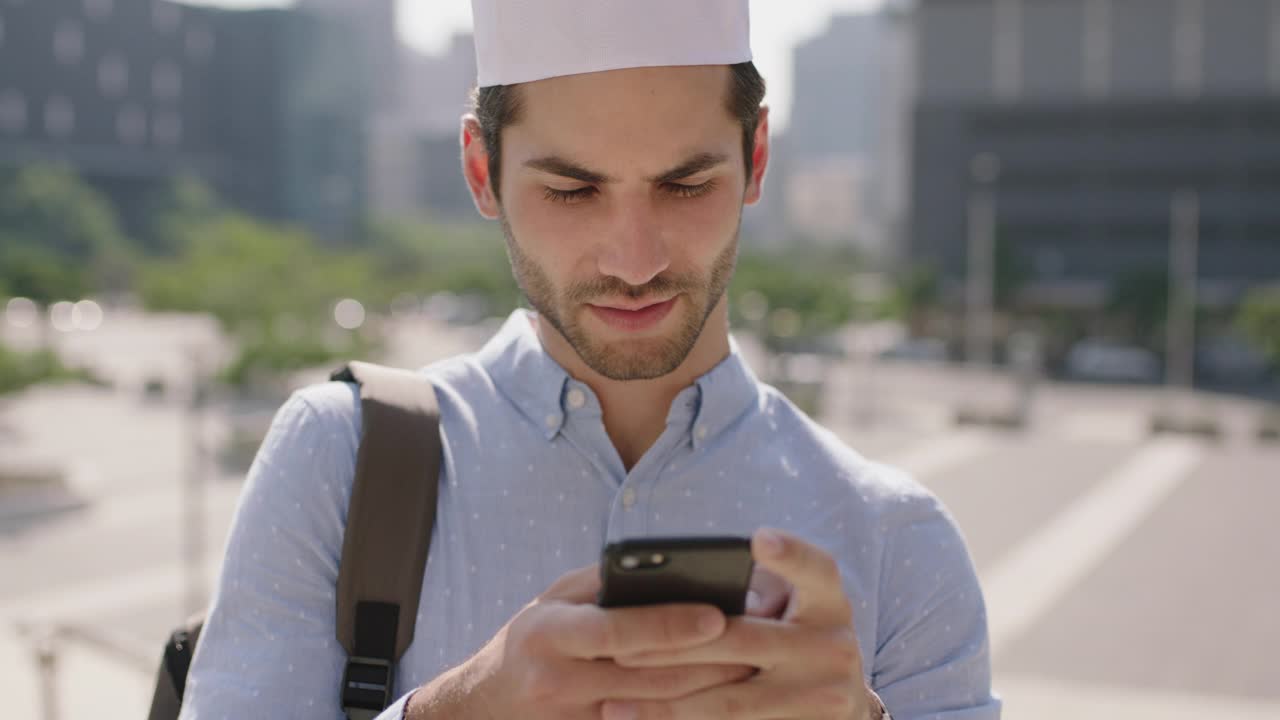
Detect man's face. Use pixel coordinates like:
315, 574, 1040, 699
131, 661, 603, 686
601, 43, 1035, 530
484, 66, 760, 381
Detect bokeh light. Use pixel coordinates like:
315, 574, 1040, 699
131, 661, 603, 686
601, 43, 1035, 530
72, 299, 103, 331
49, 301, 76, 332
333, 299, 366, 330
4, 297, 37, 328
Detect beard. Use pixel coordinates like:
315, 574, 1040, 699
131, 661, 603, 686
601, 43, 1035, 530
500, 213, 738, 381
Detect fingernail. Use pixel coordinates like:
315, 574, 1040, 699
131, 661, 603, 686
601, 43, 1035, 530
697, 608, 724, 636
757, 529, 784, 558
603, 701, 638, 720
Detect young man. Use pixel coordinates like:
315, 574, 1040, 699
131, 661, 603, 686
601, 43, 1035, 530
180, 1, 1000, 719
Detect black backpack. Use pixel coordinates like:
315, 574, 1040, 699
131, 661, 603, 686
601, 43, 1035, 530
147, 361, 443, 720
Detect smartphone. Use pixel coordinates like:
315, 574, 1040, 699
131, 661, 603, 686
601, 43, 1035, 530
597, 536, 753, 616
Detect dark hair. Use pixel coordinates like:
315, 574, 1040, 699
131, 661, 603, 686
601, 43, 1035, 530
470, 62, 767, 201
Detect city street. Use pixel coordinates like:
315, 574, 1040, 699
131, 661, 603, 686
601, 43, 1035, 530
2, 316, 1278, 718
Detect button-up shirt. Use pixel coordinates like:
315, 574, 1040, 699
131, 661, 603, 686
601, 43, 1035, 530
180, 310, 1002, 719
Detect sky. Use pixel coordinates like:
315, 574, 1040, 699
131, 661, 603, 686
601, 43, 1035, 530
185, 0, 884, 131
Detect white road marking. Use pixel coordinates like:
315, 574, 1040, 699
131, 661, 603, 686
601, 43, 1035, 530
884, 430, 997, 480
998, 672, 1280, 720
982, 438, 1206, 656
1056, 409, 1149, 445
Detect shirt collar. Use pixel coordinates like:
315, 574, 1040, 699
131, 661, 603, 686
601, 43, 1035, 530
476, 310, 572, 440
688, 335, 760, 450
477, 309, 760, 447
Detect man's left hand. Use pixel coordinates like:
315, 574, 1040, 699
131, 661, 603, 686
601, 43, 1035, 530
604, 528, 877, 720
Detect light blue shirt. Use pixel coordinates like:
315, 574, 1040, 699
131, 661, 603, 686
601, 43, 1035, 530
180, 310, 1001, 719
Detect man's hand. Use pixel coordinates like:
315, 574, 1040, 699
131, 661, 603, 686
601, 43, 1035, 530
407, 563, 755, 720
604, 528, 879, 720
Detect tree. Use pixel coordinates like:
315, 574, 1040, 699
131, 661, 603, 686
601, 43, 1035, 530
143, 175, 225, 257
0, 340, 99, 397
139, 209, 387, 387
0, 165, 135, 302
1107, 268, 1170, 349
731, 246, 858, 339
882, 265, 940, 333
1237, 285, 1280, 369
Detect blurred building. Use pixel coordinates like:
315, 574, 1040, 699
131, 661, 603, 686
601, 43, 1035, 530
0, 0, 449, 237
371, 32, 480, 220
0, 0, 224, 228
775, 6, 914, 257
299, 0, 481, 221
911, 0, 1280, 309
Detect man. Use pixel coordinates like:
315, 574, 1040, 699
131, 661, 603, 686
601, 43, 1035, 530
180, 1, 1001, 718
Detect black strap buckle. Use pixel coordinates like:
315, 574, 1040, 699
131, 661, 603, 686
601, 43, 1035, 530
342, 655, 393, 719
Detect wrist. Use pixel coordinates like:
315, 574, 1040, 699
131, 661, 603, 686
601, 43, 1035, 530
404, 661, 482, 720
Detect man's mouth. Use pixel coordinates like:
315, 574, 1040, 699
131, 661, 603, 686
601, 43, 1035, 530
587, 296, 679, 332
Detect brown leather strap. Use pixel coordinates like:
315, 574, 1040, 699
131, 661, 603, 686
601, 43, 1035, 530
330, 361, 442, 662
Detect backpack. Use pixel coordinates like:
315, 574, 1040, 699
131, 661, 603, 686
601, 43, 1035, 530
146, 361, 443, 720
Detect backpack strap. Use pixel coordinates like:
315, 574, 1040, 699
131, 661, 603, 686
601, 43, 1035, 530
329, 361, 443, 720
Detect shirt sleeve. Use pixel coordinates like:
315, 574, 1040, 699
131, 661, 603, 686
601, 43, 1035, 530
373, 689, 417, 720
179, 387, 363, 719
869, 491, 1003, 720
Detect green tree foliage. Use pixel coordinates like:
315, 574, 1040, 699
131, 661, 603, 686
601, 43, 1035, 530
0, 166, 135, 303
140, 213, 377, 331
0, 240, 90, 302
1237, 285, 1280, 368
143, 174, 224, 257
730, 244, 859, 337
0, 341, 100, 396
139, 207, 386, 386
1107, 268, 1169, 347
993, 234, 1029, 311
361, 218, 521, 313
881, 265, 939, 328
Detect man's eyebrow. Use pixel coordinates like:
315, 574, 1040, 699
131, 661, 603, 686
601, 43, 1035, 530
524, 156, 615, 185
523, 151, 731, 185
648, 152, 730, 184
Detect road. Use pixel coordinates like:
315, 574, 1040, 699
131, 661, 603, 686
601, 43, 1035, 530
2, 313, 1278, 718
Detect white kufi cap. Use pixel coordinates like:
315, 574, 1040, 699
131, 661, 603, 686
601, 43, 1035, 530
471, 0, 752, 87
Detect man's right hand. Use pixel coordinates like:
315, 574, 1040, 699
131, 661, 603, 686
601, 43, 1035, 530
406, 563, 755, 719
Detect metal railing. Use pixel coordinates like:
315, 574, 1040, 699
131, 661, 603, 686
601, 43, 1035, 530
14, 620, 154, 720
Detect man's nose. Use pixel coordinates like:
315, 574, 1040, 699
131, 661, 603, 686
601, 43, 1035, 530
596, 198, 671, 288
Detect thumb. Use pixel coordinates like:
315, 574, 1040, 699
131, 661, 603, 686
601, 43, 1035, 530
537, 563, 602, 605
745, 566, 791, 619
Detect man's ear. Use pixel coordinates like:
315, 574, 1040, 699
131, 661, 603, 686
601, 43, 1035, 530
744, 105, 770, 207
460, 114, 501, 219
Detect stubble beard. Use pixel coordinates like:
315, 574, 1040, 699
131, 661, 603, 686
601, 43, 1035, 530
500, 213, 738, 381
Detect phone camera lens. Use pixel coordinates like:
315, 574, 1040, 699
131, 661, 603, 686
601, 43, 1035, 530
620, 555, 640, 569
650, 553, 665, 565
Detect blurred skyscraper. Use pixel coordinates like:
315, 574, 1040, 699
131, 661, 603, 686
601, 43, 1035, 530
298, 0, 400, 109
910, 0, 1280, 312
0, 0, 483, 237
0, 0, 377, 236
299, 0, 480, 220
371, 32, 479, 220
772, 5, 915, 257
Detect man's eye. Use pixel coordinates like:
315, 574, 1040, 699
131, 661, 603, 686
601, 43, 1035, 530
665, 180, 717, 199
544, 186, 596, 204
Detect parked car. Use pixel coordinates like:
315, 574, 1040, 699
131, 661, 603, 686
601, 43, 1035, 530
878, 337, 949, 364
1064, 339, 1162, 384
1196, 336, 1271, 385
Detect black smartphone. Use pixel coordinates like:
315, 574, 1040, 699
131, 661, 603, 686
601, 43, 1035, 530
597, 536, 754, 616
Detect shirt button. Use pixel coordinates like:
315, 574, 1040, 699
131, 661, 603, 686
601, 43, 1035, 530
545, 414, 560, 429
695, 425, 709, 441
567, 389, 587, 409
622, 488, 636, 508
